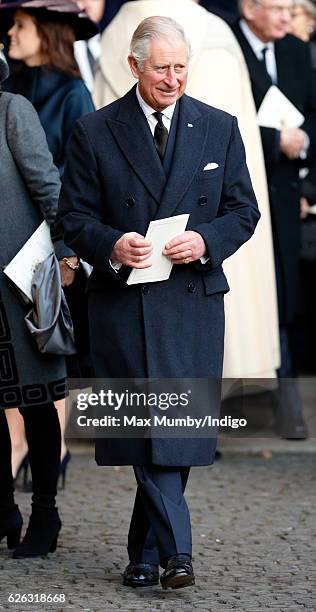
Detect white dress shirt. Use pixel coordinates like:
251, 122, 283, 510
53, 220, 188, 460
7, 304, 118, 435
74, 34, 101, 93
240, 19, 278, 84
135, 85, 176, 135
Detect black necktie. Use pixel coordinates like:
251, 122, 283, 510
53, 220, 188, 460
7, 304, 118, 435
261, 45, 277, 84
261, 46, 268, 73
153, 112, 168, 161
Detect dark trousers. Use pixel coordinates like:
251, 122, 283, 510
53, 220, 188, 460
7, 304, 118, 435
0, 403, 61, 508
128, 465, 191, 566
278, 325, 294, 378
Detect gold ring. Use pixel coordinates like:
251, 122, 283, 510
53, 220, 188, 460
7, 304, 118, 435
184, 258, 190, 264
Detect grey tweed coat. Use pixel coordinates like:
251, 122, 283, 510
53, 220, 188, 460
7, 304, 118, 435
0, 92, 67, 409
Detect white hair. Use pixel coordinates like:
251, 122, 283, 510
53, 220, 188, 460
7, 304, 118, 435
130, 16, 191, 70
292, 0, 316, 18
239, 0, 296, 14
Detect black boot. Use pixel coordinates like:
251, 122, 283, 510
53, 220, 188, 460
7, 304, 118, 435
13, 403, 62, 558
0, 505, 23, 550
13, 505, 61, 558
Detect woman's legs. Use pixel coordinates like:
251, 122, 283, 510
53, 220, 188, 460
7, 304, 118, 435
13, 402, 62, 558
4, 408, 28, 479
6, 401, 67, 481
54, 398, 68, 462
19, 402, 61, 508
0, 409, 15, 507
0, 410, 23, 548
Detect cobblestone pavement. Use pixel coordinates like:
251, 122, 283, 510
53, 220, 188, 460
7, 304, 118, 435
0, 452, 316, 612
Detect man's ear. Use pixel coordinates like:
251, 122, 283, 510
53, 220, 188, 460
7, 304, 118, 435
128, 54, 140, 79
242, 0, 258, 21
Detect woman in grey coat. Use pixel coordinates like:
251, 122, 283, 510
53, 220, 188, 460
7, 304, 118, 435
0, 48, 72, 558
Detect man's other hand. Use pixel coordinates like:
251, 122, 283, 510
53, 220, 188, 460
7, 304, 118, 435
300, 196, 310, 219
111, 232, 153, 268
280, 128, 306, 160
163, 231, 206, 264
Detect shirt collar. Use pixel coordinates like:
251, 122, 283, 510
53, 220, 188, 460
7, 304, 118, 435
240, 19, 275, 58
136, 85, 176, 121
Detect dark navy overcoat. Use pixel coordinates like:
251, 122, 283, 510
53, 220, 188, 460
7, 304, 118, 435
59, 86, 260, 466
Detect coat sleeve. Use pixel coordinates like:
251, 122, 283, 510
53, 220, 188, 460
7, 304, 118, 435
260, 126, 281, 169
300, 43, 316, 157
193, 116, 261, 270
58, 118, 124, 279
60, 84, 95, 172
6, 94, 74, 259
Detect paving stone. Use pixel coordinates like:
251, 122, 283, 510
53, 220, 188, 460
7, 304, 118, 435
0, 454, 315, 612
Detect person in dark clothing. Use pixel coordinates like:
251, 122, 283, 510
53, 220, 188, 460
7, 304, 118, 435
1, 0, 97, 370
2, 1, 96, 174
0, 0, 97, 479
234, 0, 316, 437
199, 0, 239, 24
0, 49, 68, 558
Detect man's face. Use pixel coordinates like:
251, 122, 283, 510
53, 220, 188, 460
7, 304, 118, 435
243, 0, 293, 41
128, 37, 189, 111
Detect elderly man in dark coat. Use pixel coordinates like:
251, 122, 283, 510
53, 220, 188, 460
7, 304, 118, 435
59, 16, 260, 589
233, 0, 316, 438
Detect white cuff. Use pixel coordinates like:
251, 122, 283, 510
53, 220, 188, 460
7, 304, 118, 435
109, 259, 122, 272
300, 132, 310, 160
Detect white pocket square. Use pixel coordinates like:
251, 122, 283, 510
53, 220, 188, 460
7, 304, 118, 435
203, 162, 219, 171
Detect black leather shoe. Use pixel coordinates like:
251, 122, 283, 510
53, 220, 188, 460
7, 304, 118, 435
123, 562, 159, 587
160, 554, 195, 589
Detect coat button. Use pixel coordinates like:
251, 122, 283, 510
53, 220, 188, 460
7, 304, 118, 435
125, 197, 135, 208
198, 195, 207, 206
188, 282, 196, 293
142, 285, 149, 295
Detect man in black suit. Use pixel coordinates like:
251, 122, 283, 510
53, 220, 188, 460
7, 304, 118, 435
234, 0, 316, 437
59, 16, 259, 589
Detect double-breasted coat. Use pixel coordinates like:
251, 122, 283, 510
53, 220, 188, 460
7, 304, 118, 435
93, 0, 280, 379
59, 86, 260, 466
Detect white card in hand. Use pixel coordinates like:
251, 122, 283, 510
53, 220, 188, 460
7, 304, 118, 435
126, 214, 190, 285
257, 85, 305, 130
3, 221, 54, 301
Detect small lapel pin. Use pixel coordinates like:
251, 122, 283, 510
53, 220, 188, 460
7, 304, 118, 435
187, 123, 193, 128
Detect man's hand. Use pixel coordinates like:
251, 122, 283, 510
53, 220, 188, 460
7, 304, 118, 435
111, 232, 153, 268
163, 231, 206, 264
59, 257, 78, 287
280, 128, 306, 160
300, 196, 310, 219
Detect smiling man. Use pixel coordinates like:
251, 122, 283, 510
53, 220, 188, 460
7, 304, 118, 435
59, 16, 260, 590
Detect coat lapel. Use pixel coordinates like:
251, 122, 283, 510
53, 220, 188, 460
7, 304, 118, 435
106, 86, 166, 205
233, 24, 272, 105
154, 95, 209, 220
275, 38, 293, 100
